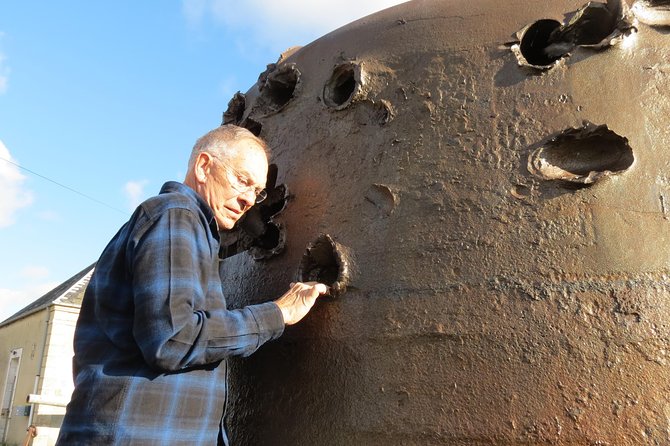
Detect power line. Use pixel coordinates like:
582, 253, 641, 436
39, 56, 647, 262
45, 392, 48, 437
0, 155, 130, 216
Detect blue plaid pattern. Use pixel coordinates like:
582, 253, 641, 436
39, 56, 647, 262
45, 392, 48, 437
56, 182, 284, 445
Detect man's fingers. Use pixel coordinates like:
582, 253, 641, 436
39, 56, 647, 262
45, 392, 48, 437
296, 282, 329, 296
277, 282, 329, 325
300, 281, 328, 292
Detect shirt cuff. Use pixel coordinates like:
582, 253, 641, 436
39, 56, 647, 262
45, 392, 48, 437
248, 301, 285, 341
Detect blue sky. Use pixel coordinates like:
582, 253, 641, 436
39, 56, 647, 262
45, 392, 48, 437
0, 0, 405, 321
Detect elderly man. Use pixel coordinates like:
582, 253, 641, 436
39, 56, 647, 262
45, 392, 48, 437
56, 125, 326, 446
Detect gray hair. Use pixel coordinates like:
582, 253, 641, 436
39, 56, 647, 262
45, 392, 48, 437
188, 125, 269, 170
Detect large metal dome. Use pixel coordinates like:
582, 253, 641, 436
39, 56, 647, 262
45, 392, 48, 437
220, 0, 670, 444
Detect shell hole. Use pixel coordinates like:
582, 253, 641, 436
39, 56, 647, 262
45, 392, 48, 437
299, 234, 351, 297
241, 118, 262, 136
253, 222, 281, 250
566, 2, 622, 45
223, 92, 246, 125
519, 19, 563, 66
528, 123, 634, 184
324, 63, 359, 108
261, 64, 300, 111
632, 0, 670, 26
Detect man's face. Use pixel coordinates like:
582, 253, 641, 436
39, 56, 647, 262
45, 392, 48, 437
202, 141, 268, 230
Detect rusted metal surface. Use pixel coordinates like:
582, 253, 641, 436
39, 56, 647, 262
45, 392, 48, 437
219, 0, 670, 444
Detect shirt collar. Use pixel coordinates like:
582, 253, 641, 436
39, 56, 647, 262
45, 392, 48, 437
159, 181, 219, 236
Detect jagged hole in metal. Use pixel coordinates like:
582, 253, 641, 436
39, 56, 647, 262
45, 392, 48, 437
633, 0, 670, 25
262, 65, 300, 111
223, 92, 246, 125
299, 234, 348, 296
519, 19, 564, 66
531, 127, 634, 183
563, 2, 624, 46
517, 1, 634, 69
241, 118, 262, 136
638, 0, 670, 6
323, 64, 358, 108
254, 222, 281, 250
219, 169, 287, 260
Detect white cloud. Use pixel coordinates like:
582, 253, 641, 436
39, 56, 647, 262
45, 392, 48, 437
213, 0, 406, 33
0, 281, 59, 323
124, 180, 150, 210
0, 140, 34, 228
184, 0, 408, 51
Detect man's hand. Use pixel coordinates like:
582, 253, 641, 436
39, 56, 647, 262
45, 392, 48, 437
275, 282, 328, 325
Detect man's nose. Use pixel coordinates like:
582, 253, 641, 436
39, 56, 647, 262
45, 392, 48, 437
238, 189, 256, 208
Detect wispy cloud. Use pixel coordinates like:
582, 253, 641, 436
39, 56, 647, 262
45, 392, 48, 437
0, 281, 59, 323
212, 0, 407, 34
0, 65, 7, 95
0, 140, 34, 228
124, 179, 150, 210
0, 32, 9, 94
183, 0, 407, 52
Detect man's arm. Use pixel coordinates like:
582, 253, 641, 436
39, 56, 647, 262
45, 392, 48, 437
129, 207, 290, 371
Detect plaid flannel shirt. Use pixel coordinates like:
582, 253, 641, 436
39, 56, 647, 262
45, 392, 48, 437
56, 181, 284, 446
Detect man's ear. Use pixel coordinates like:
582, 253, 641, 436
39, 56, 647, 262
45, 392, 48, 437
194, 152, 214, 183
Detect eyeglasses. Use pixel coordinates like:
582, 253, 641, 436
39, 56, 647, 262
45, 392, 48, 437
212, 156, 267, 203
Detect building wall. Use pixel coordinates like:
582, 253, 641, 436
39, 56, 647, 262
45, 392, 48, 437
0, 305, 78, 446
0, 311, 47, 446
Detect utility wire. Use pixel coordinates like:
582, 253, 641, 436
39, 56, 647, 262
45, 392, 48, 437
0, 155, 130, 216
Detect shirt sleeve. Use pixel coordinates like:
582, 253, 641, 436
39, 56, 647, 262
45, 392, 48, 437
129, 207, 284, 371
